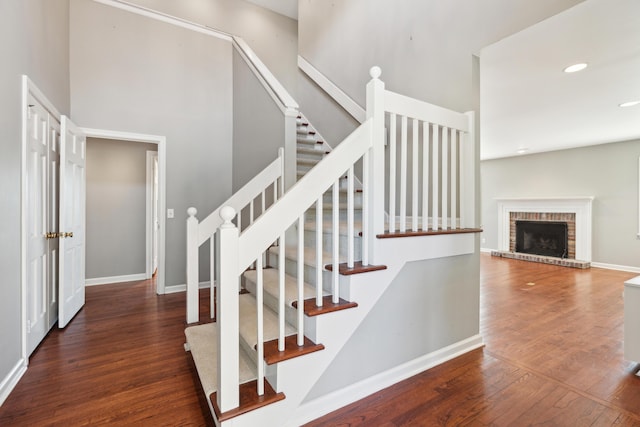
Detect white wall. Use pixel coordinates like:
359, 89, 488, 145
0, 0, 69, 402
481, 139, 640, 269
70, 0, 233, 287
86, 138, 157, 280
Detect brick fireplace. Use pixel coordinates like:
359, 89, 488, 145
493, 197, 593, 267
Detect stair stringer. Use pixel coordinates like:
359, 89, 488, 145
218, 232, 479, 427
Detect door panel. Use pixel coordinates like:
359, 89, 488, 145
25, 97, 50, 355
59, 116, 86, 328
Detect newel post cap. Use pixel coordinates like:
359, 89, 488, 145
187, 207, 197, 218
370, 66, 382, 80
220, 206, 237, 228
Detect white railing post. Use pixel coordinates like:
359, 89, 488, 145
460, 111, 476, 229
216, 206, 240, 412
186, 207, 199, 324
366, 66, 385, 265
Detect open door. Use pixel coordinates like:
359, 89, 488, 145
59, 116, 86, 328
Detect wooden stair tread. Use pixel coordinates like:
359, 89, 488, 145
262, 334, 325, 365
324, 261, 387, 276
211, 379, 285, 422
377, 227, 483, 238
292, 296, 358, 317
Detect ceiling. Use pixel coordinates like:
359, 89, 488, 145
480, 0, 640, 160
245, 0, 298, 20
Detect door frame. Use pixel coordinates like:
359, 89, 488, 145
146, 150, 159, 279
81, 128, 167, 295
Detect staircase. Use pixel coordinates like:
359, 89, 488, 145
184, 67, 482, 426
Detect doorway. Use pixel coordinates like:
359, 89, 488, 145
81, 128, 167, 295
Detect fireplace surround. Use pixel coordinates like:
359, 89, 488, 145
495, 197, 593, 264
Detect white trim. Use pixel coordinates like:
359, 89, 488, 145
234, 37, 298, 112
81, 128, 167, 295
91, 0, 232, 41
146, 151, 158, 279
480, 247, 493, 254
638, 156, 640, 238
591, 262, 640, 274
85, 273, 148, 286
298, 55, 366, 123
496, 197, 594, 262
165, 281, 212, 294
290, 334, 484, 427
0, 359, 27, 406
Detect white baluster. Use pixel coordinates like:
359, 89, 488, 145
347, 165, 354, 269
362, 151, 370, 266
389, 113, 396, 233
400, 115, 407, 232
332, 180, 340, 304
442, 127, 449, 230
315, 197, 323, 307
210, 236, 216, 319
297, 214, 304, 346
278, 230, 285, 351
432, 125, 440, 231
216, 206, 239, 412
250, 198, 254, 225
256, 255, 264, 396
412, 118, 419, 231
451, 130, 458, 229
422, 124, 430, 231
186, 207, 199, 324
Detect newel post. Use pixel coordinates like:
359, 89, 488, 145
366, 66, 385, 265
186, 207, 199, 324
216, 206, 240, 412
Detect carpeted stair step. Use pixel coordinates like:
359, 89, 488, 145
243, 268, 325, 325
267, 245, 338, 290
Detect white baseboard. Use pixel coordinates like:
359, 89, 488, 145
0, 358, 27, 406
480, 247, 494, 254
591, 262, 640, 274
164, 281, 211, 294
85, 273, 148, 286
291, 334, 484, 427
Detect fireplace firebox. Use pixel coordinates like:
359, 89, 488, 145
515, 220, 568, 258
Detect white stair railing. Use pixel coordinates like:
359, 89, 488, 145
185, 148, 284, 324
204, 66, 476, 414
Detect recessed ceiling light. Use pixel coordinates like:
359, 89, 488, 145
516, 148, 529, 155
563, 63, 588, 73
619, 100, 640, 108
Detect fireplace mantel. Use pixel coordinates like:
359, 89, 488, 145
496, 197, 594, 262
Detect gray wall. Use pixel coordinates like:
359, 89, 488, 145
86, 138, 157, 279
0, 0, 69, 398
481, 139, 640, 268
125, 0, 298, 98
306, 254, 479, 400
298, 0, 584, 113
232, 49, 285, 191
70, 0, 233, 287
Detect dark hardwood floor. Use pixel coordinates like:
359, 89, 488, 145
2, 255, 640, 426
0, 279, 214, 426
306, 255, 640, 426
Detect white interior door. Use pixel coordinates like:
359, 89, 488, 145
59, 115, 86, 328
25, 96, 51, 355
